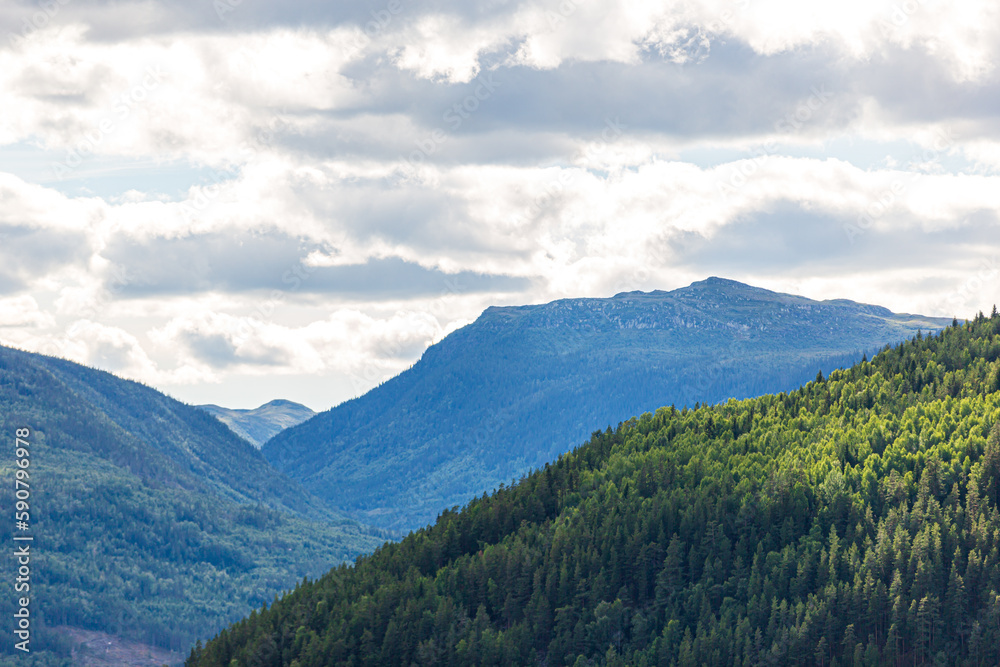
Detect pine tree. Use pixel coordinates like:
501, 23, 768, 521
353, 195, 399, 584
916, 594, 940, 661
946, 561, 966, 644
884, 623, 900, 667
841, 623, 856, 658
678, 628, 695, 667
815, 636, 829, 667
979, 422, 1000, 508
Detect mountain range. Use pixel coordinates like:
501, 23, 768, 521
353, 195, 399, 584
189, 312, 1000, 667
264, 278, 953, 531
198, 399, 316, 448
0, 278, 961, 664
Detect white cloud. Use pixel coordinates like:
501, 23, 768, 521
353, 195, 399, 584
0, 0, 998, 408
393, 14, 511, 82
146, 307, 444, 398
0, 25, 364, 164
0, 295, 54, 328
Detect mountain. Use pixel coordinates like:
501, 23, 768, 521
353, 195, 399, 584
0, 344, 385, 663
189, 310, 1000, 667
198, 399, 316, 448
264, 278, 953, 531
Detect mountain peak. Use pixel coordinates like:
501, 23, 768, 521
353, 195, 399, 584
683, 276, 765, 293
613, 278, 763, 300
694, 276, 750, 288
199, 400, 316, 448
260, 398, 313, 411
265, 282, 951, 531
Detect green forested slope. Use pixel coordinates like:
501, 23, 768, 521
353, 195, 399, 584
265, 278, 951, 531
0, 345, 385, 660
191, 310, 1000, 667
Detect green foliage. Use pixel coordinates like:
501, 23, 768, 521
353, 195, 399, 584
0, 346, 385, 656
266, 278, 951, 531
191, 311, 1000, 666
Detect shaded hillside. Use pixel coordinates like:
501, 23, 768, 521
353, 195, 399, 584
0, 345, 384, 661
190, 310, 1000, 667
199, 400, 316, 448
265, 278, 952, 530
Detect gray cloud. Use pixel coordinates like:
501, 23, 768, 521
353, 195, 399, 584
102, 231, 532, 298
0, 224, 90, 293
8, 0, 1000, 171
179, 330, 292, 369
660, 202, 1000, 277
2, 0, 472, 41
274, 44, 930, 166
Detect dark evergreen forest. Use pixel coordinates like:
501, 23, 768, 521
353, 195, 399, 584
192, 310, 1000, 666
0, 346, 385, 664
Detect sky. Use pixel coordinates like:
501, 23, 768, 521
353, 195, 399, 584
1, 0, 998, 411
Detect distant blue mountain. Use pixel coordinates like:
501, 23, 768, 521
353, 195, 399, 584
199, 399, 316, 448
264, 278, 953, 531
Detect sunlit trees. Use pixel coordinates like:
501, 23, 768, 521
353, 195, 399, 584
192, 311, 1000, 666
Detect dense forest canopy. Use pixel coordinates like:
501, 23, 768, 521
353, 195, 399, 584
0, 346, 385, 663
191, 309, 1000, 666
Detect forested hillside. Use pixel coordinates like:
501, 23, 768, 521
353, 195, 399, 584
265, 278, 951, 531
191, 309, 1000, 667
0, 345, 384, 662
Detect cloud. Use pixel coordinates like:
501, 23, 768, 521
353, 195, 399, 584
1, 0, 999, 409
2, 1, 999, 173
0, 295, 54, 328
100, 228, 533, 298
149, 307, 446, 389
12, 320, 178, 384
152, 312, 304, 370
0, 174, 99, 292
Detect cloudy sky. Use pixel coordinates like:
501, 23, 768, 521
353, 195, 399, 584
1, 0, 998, 410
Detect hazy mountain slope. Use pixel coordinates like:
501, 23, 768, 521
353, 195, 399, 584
189, 313, 1000, 667
15, 352, 333, 518
0, 345, 385, 659
264, 278, 952, 530
199, 400, 316, 448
